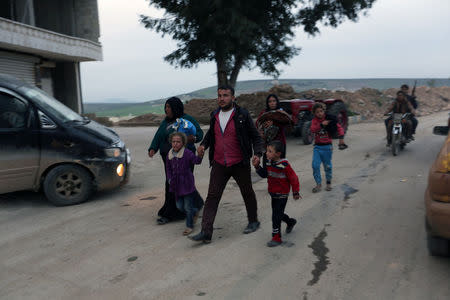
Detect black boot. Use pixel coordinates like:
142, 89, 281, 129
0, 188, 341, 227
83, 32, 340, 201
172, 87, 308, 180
243, 221, 260, 234
189, 231, 212, 244
286, 218, 297, 234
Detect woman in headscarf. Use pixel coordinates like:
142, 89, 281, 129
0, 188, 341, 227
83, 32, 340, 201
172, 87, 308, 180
256, 94, 287, 158
148, 97, 203, 225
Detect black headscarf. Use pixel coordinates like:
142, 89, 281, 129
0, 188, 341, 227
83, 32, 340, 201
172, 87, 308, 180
265, 94, 280, 111
165, 97, 184, 121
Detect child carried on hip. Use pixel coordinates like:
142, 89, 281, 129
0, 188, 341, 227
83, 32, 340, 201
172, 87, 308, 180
310, 103, 348, 193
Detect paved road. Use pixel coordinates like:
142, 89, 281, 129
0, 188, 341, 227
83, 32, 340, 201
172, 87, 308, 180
0, 111, 449, 299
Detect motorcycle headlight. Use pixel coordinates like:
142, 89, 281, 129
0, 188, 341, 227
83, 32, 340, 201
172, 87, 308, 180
105, 147, 121, 157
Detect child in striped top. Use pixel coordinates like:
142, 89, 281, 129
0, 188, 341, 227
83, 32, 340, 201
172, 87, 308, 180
252, 140, 301, 247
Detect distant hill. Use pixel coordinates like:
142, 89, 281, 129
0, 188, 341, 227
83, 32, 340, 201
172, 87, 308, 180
83, 102, 164, 117
84, 78, 450, 117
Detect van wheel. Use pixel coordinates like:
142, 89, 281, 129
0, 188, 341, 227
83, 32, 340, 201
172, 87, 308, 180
427, 232, 450, 257
43, 165, 93, 206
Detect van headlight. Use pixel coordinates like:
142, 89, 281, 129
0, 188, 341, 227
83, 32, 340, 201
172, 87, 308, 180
105, 147, 121, 157
116, 164, 124, 177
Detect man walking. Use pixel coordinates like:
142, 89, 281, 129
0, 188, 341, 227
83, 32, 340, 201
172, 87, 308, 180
190, 85, 264, 243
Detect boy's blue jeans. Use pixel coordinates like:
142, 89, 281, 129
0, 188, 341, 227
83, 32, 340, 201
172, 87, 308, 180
312, 144, 333, 185
176, 192, 197, 228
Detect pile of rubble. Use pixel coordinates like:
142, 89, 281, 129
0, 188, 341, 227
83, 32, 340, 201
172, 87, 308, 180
107, 84, 450, 127
117, 113, 165, 126
185, 84, 450, 123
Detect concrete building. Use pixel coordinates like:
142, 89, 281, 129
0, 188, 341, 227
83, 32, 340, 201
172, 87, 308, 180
0, 0, 102, 113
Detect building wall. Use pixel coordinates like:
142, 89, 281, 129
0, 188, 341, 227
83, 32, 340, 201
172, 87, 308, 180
74, 0, 100, 43
0, 0, 35, 26
54, 62, 82, 113
0, 0, 100, 113
32, 0, 100, 43
33, 0, 75, 37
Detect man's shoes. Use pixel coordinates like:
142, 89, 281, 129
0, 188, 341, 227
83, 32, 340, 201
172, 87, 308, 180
267, 234, 282, 247
189, 231, 211, 244
286, 218, 297, 234
243, 221, 260, 234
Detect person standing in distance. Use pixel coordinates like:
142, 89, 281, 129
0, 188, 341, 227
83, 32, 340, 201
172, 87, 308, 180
401, 84, 419, 136
190, 85, 264, 243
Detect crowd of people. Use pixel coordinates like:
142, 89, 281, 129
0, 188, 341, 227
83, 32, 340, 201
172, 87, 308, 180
148, 84, 418, 247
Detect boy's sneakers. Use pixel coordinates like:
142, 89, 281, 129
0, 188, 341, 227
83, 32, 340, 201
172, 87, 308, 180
267, 233, 282, 247
189, 231, 212, 244
243, 221, 260, 234
338, 143, 348, 150
312, 185, 321, 193
286, 218, 297, 234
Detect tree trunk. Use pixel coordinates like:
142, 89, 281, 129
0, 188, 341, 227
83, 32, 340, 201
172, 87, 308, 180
216, 55, 229, 87
229, 55, 244, 89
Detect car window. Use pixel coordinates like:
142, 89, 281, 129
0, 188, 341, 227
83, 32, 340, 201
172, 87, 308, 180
18, 85, 84, 123
0, 92, 27, 129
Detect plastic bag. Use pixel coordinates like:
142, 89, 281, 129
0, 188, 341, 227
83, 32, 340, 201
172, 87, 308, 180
171, 118, 196, 136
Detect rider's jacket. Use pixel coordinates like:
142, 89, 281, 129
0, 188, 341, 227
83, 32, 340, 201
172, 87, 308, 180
387, 100, 415, 114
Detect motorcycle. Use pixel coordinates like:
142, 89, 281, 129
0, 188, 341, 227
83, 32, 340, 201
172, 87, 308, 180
387, 112, 411, 156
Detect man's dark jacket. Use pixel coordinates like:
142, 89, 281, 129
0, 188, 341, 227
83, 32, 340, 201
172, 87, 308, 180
406, 95, 418, 109
201, 104, 264, 166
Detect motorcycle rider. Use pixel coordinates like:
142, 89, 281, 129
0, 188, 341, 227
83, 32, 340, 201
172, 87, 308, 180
384, 91, 416, 147
401, 84, 419, 136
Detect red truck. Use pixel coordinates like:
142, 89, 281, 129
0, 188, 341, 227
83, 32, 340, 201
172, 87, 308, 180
279, 97, 348, 144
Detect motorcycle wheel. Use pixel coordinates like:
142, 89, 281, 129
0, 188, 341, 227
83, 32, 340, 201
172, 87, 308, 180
391, 134, 399, 156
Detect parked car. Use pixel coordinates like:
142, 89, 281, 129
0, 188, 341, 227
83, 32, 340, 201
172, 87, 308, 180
279, 97, 348, 144
0, 74, 130, 206
424, 113, 450, 256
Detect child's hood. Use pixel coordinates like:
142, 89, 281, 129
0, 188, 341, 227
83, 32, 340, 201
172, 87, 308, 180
168, 146, 186, 160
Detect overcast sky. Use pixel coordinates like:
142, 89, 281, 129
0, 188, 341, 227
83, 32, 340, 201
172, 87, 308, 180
80, 0, 450, 102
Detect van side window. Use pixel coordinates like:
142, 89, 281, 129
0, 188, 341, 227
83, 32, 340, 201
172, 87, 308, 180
0, 93, 28, 129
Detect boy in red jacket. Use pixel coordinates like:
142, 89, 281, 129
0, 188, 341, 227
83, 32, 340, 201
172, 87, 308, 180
310, 103, 348, 193
252, 141, 300, 247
